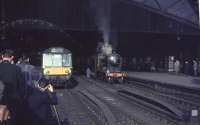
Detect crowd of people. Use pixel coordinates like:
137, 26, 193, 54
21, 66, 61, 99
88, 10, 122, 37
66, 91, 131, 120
172, 59, 200, 76
0, 49, 58, 125
124, 57, 200, 77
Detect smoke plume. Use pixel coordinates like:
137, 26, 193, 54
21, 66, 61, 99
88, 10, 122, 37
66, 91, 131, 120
90, 0, 111, 43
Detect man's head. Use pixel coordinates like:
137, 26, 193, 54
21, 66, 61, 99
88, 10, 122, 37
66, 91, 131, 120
38, 78, 49, 88
37, 78, 54, 92
2, 49, 14, 62
21, 54, 30, 63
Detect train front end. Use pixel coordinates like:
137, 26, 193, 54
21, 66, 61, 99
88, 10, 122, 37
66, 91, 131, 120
42, 47, 72, 87
105, 53, 126, 83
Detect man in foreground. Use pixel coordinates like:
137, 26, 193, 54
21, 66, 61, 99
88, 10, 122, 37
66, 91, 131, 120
0, 49, 26, 125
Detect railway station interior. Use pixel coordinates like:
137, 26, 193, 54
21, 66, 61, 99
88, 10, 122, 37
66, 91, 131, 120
0, 0, 200, 125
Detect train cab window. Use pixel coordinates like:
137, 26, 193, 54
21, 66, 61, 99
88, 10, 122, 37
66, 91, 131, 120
52, 54, 62, 66
62, 54, 71, 66
43, 54, 62, 67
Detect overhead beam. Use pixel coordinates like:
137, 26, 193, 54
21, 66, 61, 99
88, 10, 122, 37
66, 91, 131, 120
120, 0, 199, 29
154, 0, 162, 10
164, 0, 181, 11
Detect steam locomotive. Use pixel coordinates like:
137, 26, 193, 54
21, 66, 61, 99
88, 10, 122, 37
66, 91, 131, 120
94, 42, 126, 83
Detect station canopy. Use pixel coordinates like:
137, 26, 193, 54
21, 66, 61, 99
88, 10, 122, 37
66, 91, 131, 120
127, 0, 199, 27
1, 0, 200, 33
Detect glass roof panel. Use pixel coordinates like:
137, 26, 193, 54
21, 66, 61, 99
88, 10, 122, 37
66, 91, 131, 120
127, 0, 199, 25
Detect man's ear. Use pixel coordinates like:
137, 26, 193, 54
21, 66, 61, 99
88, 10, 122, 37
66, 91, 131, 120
11, 56, 14, 60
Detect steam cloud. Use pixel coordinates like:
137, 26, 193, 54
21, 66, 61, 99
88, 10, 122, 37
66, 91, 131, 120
90, 0, 111, 43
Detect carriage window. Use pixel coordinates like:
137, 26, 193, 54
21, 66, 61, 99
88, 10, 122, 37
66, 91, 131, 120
43, 54, 51, 67
53, 54, 62, 66
43, 54, 62, 67
62, 54, 71, 66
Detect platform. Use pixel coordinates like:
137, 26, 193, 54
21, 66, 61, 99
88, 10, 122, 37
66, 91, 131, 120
127, 72, 200, 89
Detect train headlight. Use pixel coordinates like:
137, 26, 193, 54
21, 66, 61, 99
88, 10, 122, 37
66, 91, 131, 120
65, 69, 72, 74
45, 70, 50, 74
69, 69, 72, 74
110, 56, 115, 61
109, 56, 117, 63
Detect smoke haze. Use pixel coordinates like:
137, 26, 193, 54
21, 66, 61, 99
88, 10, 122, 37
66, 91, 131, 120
90, 0, 111, 43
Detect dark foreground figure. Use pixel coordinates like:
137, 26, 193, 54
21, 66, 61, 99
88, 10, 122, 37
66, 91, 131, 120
0, 50, 26, 125
26, 83, 58, 125
0, 50, 58, 125
16, 54, 58, 125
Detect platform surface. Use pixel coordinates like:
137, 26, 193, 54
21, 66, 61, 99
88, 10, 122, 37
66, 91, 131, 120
127, 72, 200, 89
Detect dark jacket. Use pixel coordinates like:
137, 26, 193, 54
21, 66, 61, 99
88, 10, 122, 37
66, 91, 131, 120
27, 86, 58, 125
0, 61, 26, 125
0, 61, 26, 105
17, 63, 40, 86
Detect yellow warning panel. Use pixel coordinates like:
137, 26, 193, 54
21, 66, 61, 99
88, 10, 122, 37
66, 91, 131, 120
44, 67, 71, 75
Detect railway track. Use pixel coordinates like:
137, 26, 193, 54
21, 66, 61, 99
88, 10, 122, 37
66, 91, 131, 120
94, 76, 200, 125
76, 76, 144, 125
55, 89, 105, 125
124, 78, 200, 113
125, 77, 200, 104
53, 75, 200, 125
78, 76, 182, 125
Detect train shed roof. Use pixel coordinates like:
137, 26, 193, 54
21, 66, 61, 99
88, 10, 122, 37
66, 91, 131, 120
124, 0, 199, 27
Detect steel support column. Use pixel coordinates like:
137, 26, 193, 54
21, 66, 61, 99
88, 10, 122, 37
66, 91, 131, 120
199, 0, 200, 26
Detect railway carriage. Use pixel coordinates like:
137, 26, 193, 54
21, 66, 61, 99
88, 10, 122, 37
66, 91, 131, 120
42, 47, 72, 87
